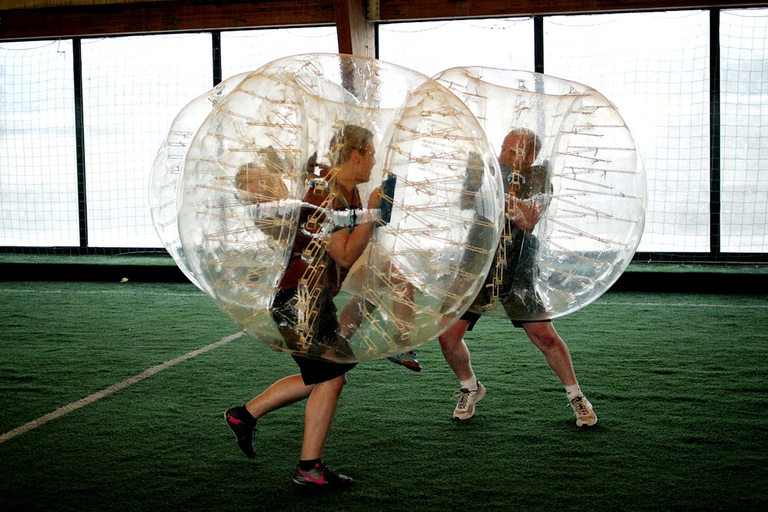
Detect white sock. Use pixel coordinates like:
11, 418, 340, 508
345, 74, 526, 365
460, 376, 478, 391
565, 384, 582, 400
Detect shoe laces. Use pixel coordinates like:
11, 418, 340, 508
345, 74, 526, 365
569, 396, 590, 416
453, 388, 471, 409
319, 462, 335, 474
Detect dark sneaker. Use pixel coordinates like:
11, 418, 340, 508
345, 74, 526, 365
387, 351, 422, 372
224, 406, 257, 458
293, 462, 354, 488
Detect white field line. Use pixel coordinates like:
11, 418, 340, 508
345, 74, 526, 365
0, 331, 244, 444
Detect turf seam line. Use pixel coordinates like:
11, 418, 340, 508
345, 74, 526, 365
598, 302, 768, 308
0, 288, 203, 297
0, 331, 245, 445
2, 289, 767, 308
2, 289, 766, 307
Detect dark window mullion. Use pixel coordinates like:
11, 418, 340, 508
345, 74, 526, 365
534, 15, 544, 74
212, 31, 222, 86
710, 8, 721, 255
73, 38, 88, 248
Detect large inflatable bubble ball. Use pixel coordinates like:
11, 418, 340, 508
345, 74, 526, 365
149, 72, 250, 290
434, 67, 646, 322
177, 54, 505, 363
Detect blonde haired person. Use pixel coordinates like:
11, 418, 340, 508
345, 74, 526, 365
225, 124, 380, 488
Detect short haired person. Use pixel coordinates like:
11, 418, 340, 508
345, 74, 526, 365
224, 124, 380, 487
438, 128, 598, 426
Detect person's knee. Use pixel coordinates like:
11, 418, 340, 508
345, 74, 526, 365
313, 375, 346, 397
438, 332, 461, 351
439, 320, 468, 348
536, 333, 559, 350
527, 324, 562, 350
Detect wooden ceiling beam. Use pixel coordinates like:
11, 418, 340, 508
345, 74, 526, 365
375, 0, 768, 21
2, 0, 768, 42
0, 0, 335, 41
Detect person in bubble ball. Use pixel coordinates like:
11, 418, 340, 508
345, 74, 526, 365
438, 127, 598, 426
225, 124, 381, 488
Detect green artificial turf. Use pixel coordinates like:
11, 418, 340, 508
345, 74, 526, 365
1, 281, 766, 511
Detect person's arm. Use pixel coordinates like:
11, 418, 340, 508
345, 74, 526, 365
326, 189, 380, 268
508, 163, 549, 230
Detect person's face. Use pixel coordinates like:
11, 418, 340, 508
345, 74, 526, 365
354, 142, 375, 184
499, 133, 536, 171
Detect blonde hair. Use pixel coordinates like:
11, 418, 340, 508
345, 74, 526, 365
329, 124, 373, 166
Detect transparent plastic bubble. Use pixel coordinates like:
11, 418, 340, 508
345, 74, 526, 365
149, 72, 250, 289
434, 67, 646, 321
177, 54, 504, 362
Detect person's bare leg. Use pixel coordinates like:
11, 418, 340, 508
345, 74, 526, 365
245, 374, 314, 420
524, 321, 597, 426
522, 322, 577, 386
226, 374, 314, 459
300, 374, 346, 460
439, 319, 485, 420
386, 273, 422, 371
438, 319, 474, 381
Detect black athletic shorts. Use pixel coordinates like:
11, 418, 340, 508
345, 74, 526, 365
292, 355, 356, 385
459, 310, 551, 331
272, 287, 356, 384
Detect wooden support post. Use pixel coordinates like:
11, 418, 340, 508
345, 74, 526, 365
334, 0, 374, 57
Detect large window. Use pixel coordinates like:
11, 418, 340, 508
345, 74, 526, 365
545, 11, 711, 253
379, 18, 534, 78
0, 40, 77, 247
221, 26, 337, 78
81, 34, 212, 248
720, 9, 768, 253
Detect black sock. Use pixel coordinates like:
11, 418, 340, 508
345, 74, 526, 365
237, 406, 256, 426
299, 458, 322, 471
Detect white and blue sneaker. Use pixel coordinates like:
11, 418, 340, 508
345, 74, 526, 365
387, 351, 422, 372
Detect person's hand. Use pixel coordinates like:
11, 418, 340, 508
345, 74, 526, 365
508, 195, 540, 230
367, 187, 381, 210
